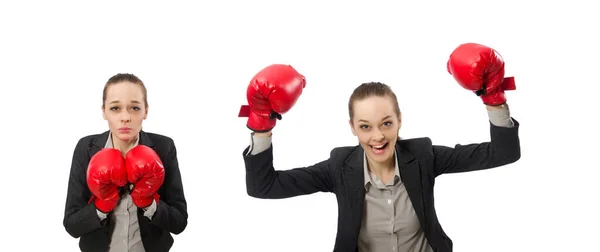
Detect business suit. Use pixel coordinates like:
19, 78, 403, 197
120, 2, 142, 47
63, 130, 188, 252
243, 118, 521, 252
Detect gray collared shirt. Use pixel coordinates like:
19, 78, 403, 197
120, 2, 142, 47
95, 132, 157, 252
358, 150, 434, 252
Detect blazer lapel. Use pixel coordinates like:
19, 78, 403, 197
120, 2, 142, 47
138, 130, 155, 148
90, 131, 110, 155
396, 141, 428, 231
341, 142, 429, 238
341, 146, 366, 230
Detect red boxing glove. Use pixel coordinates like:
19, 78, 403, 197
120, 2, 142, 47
125, 145, 165, 208
86, 148, 127, 213
238, 64, 306, 132
447, 43, 516, 105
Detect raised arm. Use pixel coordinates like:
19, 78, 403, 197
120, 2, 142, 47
243, 132, 336, 199
433, 104, 521, 176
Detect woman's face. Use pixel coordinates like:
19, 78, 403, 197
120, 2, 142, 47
349, 96, 401, 165
102, 81, 147, 143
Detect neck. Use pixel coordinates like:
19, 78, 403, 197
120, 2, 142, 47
367, 155, 395, 176
111, 135, 137, 155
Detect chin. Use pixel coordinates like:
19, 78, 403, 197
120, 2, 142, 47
370, 152, 394, 163
115, 131, 136, 142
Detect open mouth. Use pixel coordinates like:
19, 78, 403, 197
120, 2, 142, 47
370, 142, 389, 153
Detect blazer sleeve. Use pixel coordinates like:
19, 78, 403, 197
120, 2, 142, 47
149, 139, 188, 235
432, 118, 521, 176
243, 142, 336, 199
63, 138, 109, 238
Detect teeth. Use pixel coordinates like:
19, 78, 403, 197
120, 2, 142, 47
372, 144, 385, 148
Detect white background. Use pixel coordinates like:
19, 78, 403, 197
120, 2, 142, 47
1, 0, 598, 251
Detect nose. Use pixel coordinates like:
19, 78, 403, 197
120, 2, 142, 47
121, 112, 131, 122
372, 128, 385, 141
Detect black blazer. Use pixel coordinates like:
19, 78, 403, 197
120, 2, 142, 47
63, 130, 188, 252
243, 119, 521, 252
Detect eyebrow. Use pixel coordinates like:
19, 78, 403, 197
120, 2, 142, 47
109, 100, 141, 104
358, 115, 392, 123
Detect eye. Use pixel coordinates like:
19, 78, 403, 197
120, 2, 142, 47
132, 106, 141, 111
110, 106, 119, 111
383, 121, 393, 127
360, 125, 369, 130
